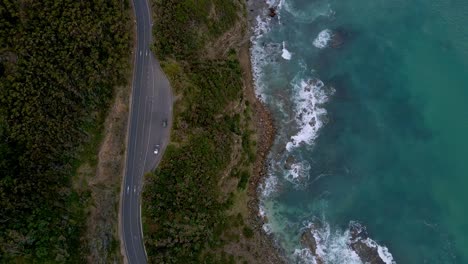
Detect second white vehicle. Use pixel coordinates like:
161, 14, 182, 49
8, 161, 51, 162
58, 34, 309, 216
153, 145, 160, 155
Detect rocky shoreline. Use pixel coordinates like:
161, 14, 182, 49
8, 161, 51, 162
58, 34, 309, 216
237, 0, 289, 263
239, 34, 287, 263
300, 220, 392, 264
238, 1, 397, 264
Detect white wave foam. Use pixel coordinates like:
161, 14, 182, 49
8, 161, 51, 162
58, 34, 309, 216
258, 204, 273, 234
362, 238, 396, 264
263, 223, 273, 234
313, 29, 333, 49
299, 222, 362, 264
297, 220, 396, 264
266, 0, 276, 7
293, 248, 318, 264
259, 205, 266, 218
278, 0, 285, 10
250, 15, 282, 101
250, 15, 271, 100
281, 41, 292, 60
378, 246, 396, 264
284, 161, 311, 188
363, 238, 376, 248
311, 222, 329, 257
286, 78, 334, 151
349, 221, 396, 264
260, 172, 279, 198
253, 15, 271, 37
250, 41, 279, 101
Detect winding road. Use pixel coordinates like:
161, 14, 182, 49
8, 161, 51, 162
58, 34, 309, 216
120, 0, 172, 262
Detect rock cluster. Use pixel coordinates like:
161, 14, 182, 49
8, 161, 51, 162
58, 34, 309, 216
284, 155, 296, 170
249, 98, 276, 196
349, 223, 386, 264
300, 221, 388, 264
245, 95, 285, 263
301, 226, 324, 264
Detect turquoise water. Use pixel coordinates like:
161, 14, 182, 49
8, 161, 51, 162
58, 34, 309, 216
252, 0, 468, 263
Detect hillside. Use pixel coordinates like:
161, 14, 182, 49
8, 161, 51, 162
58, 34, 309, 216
0, 0, 131, 261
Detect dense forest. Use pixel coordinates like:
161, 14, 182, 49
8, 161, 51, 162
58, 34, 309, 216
142, 0, 259, 263
0, 0, 131, 262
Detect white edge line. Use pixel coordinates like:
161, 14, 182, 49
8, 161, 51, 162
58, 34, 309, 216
119, 0, 138, 261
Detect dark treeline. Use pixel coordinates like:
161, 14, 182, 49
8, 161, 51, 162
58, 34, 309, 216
0, 0, 131, 262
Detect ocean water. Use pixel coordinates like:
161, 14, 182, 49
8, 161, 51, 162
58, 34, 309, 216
251, 0, 468, 263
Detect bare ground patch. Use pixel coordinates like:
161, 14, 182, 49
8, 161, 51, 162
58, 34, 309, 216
75, 84, 130, 264
204, 14, 249, 59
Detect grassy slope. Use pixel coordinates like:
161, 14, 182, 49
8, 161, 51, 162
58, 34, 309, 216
142, 0, 264, 263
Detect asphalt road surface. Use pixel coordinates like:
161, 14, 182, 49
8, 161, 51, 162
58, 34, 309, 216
120, 0, 172, 262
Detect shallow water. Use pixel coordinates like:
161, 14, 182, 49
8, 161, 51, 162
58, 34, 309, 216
252, 0, 468, 263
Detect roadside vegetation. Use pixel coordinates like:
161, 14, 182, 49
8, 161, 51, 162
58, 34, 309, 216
0, 0, 131, 262
142, 0, 266, 263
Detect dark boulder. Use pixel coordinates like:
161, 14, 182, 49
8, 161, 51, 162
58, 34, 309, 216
300, 225, 324, 264
348, 223, 386, 264
284, 155, 296, 170
329, 32, 344, 48
268, 7, 277, 17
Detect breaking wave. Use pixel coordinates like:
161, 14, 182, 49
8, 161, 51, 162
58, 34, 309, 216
286, 77, 334, 151
284, 160, 311, 187
260, 171, 280, 198
294, 221, 396, 264
313, 29, 333, 49
361, 238, 396, 264
250, 15, 275, 101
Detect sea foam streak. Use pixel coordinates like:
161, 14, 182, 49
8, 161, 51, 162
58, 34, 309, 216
283, 0, 334, 23
286, 78, 334, 151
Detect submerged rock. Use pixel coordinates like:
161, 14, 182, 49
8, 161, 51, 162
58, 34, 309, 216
284, 155, 296, 170
329, 31, 344, 48
308, 116, 316, 128
329, 28, 353, 48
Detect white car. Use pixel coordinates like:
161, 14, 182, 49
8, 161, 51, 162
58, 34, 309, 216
153, 145, 160, 155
